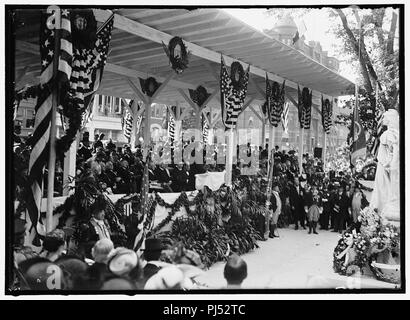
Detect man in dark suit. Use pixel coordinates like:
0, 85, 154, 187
332, 185, 350, 233
154, 163, 173, 192
171, 162, 189, 192
288, 177, 306, 230
141, 238, 163, 286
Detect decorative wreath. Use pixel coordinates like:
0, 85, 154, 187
230, 61, 245, 91
70, 9, 97, 50
188, 85, 211, 109
162, 36, 190, 74
333, 230, 369, 275
139, 77, 162, 97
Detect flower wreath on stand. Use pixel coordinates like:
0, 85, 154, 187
360, 207, 401, 284
162, 36, 190, 74
333, 228, 369, 276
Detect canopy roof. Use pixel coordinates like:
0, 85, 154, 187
15, 8, 354, 107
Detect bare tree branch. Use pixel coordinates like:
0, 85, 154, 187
335, 8, 373, 92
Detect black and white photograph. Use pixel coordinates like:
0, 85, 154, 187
3, 1, 404, 298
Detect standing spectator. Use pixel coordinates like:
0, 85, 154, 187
288, 177, 306, 230
319, 185, 331, 230
268, 183, 281, 238
106, 138, 116, 152
332, 185, 349, 233
305, 186, 322, 234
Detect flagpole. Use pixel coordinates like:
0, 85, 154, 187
46, 8, 62, 233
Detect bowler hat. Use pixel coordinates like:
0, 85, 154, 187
144, 238, 162, 252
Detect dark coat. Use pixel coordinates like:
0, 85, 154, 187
155, 167, 172, 184
171, 168, 189, 192
288, 184, 305, 211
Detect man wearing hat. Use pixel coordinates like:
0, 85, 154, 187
288, 176, 307, 230
141, 238, 164, 284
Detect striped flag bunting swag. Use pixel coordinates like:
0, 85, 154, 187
202, 113, 209, 144
298, 86, 313, 129
321, 96, 333, 134
167, 111, 176, 143
122, 100, 134, 142
27, 9, 73, 242
220, 55, 250, 130
281, 101, 289, 133
370, 107, 386, 157
266, 74, 286, 127
133, 151, 153, 254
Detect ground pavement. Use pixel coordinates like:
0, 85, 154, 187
195, 227, 399, 290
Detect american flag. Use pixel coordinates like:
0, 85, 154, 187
281, 101, 289, 134
72, 12, 114, 111
220, 55, 249, 130
167, 111, 175, 143
122, 100, 134, 142
202, 113, 209, 144
27, 8, 73, 242
266, 75, 285, 127
298, 86, 313, 129
133, 151, 153, 253
370, 107, 386, 157
321, 96, 333, 134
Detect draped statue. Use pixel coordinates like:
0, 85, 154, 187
370, 109, 400, 225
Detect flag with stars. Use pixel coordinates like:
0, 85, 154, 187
133, 150, 153, 253
220, 55, 249, 130
321, 96, 333, 134
70, 12, 114, 112
26, 8, 73, 244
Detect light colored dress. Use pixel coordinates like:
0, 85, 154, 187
307, 195, 321, 222
351, 192, 362, 223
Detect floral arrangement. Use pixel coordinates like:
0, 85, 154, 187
333, 229, 370, 275
358, 206, 383, 239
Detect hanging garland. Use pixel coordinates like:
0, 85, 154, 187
162, 36, 190, 74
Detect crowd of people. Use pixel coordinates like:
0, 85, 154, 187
12, 218, 249, 290
13, 128, 373, 291
261, 148, 370, 236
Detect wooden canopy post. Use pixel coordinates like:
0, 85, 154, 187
323, 131, 327, 170
299, 127, 304, 174
225, 128, 235, 186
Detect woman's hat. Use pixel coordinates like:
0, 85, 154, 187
108, 247, 138, 276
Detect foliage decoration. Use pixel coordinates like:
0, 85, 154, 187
162, 36, 190, 74
188, 85, 211, 109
